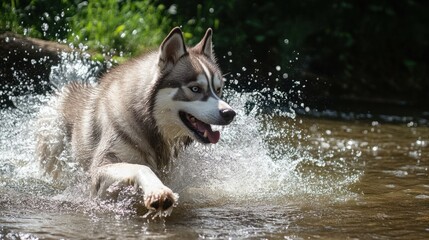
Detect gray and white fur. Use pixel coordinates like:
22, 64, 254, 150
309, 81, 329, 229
36, 27, 236, 216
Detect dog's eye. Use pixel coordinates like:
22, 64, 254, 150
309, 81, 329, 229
190, 86, 201, 93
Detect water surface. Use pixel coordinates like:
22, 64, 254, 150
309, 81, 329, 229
1, 57, 428, 239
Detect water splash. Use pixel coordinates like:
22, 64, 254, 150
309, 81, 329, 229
0, 52, 361, 216
49, 52, 103, 90
168, 89, 360, 205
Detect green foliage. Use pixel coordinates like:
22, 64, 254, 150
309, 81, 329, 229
68, 0, 171, 57
0, 1, 21, 33
0, 0, 75, 39
1, 0, 171, 57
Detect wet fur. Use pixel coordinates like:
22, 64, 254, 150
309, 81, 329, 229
36, 27, 235, 216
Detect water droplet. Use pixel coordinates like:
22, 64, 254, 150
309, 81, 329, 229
416, 194, 429, 199
275, 66, 281, 71
242, 67, 247, 71
284, 39, 289, 44
408, 151, 419, 158
209, 8, 214, 13
416, 140, 427, 147
227, 51, 232, 56
168, 4, 177, 15
41, 23, 49, 32
282, 73, 288, 79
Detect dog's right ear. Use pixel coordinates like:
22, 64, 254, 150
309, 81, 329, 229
158, 27, 187, 70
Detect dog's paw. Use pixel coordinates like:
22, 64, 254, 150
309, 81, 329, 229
143, 186, 178, 216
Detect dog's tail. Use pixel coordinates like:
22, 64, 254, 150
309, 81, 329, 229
36, 96, 67, 179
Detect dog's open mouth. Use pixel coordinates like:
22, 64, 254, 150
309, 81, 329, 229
179, 111, 220, 144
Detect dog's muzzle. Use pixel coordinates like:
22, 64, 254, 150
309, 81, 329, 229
179, 107, 236, 144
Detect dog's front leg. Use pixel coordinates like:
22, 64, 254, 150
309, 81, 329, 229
91, 163, 177, 212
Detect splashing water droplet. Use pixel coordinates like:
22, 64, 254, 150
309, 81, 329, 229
41, 23, 49, 32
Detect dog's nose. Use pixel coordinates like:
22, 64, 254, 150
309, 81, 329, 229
220, 108, 236, 124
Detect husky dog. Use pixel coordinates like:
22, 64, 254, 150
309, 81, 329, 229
37, 27, 236, 216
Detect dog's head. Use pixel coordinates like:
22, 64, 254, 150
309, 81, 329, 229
153, 27, 236, 144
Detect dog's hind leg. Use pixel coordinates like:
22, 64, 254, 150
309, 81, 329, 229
91, 163, 178, 214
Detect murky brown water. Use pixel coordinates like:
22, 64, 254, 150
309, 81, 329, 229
1, 102, 428, 239
281, 118, 429, 239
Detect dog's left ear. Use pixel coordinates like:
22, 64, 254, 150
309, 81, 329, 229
195, 28, 215, 61
159, 27, 187, 70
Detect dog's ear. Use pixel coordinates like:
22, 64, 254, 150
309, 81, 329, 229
194, 28, 215, 61
159, 27, 187, 70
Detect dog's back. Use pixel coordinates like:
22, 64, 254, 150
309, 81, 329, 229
60, 83, 95, 134
36, 27, 236, 216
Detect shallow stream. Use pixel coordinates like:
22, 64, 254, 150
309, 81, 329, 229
0, 55, 428, 239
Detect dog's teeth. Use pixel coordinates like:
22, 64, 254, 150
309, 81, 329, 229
203, 130, 208, 138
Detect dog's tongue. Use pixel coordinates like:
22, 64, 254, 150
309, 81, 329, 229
196, 121, 220, 144
207, 130, 220, 144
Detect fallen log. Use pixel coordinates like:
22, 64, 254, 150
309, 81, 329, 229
0, 32, 72, 107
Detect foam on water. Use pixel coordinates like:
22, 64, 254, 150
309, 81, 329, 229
0, 53, 360, 215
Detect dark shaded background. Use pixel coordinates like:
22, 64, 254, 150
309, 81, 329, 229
1, 0, 428, 110
171, 0, 429, 105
